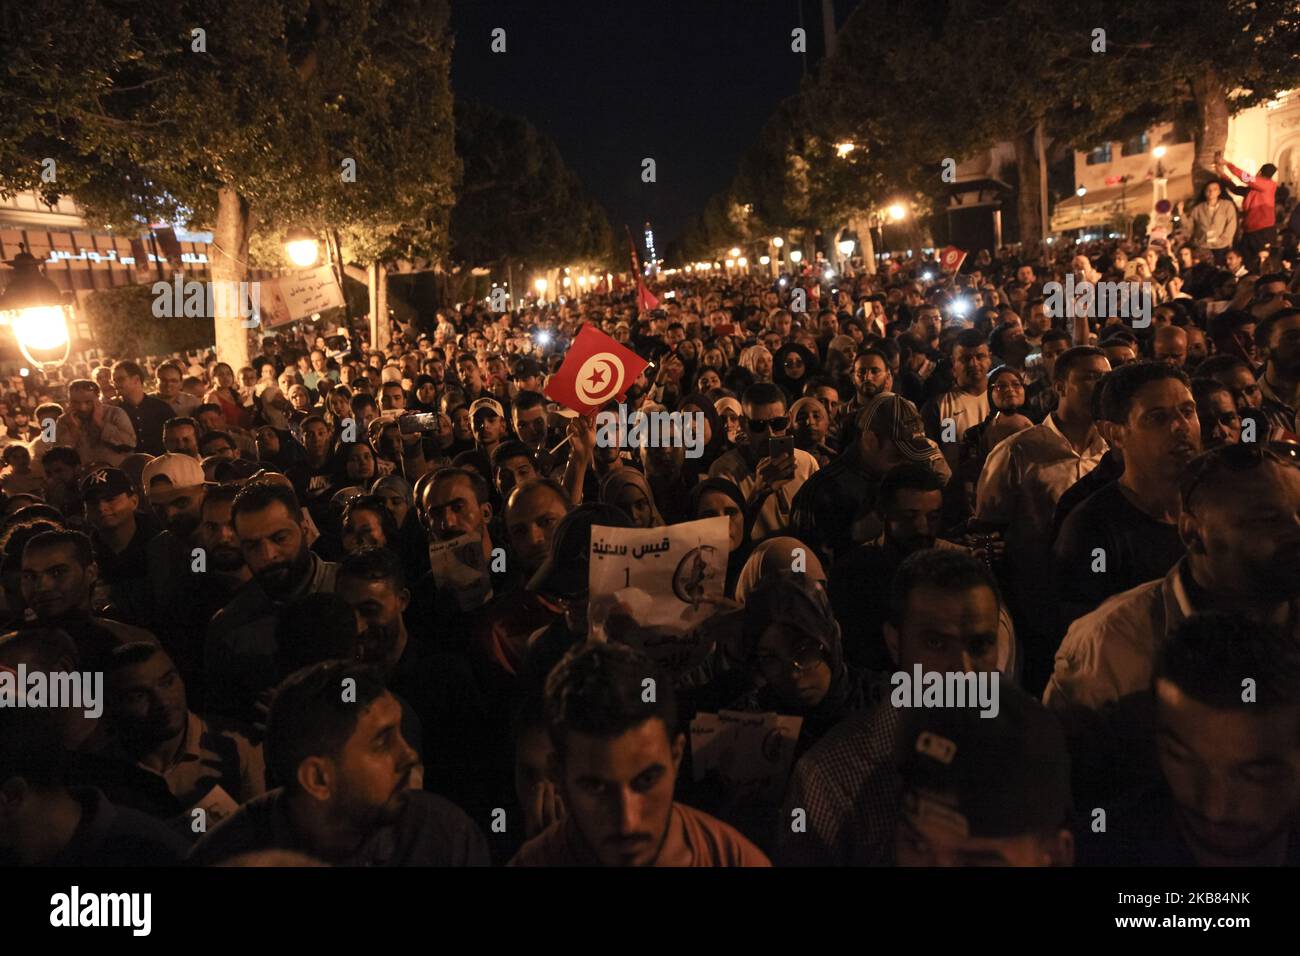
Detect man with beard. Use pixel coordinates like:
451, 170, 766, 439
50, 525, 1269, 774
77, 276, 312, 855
1053, 363, 1199, 627
1256, 308, 1300, 437
336, 548, 493, 818
80, 467, 161, 625
100, 642, 265, 828
843, 349, 894, 427
1047, 443, 1300, 803
510, 642, 769, 866
20, 530, 157, 672
828, 464, 1017, 672
1080, 612, 1300, 865
189, 661, 489, 866
54, 379, 137, 468
205, 481, 338, 723
142, 454, 208, 635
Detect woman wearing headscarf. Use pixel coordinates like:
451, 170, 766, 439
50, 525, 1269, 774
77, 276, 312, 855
599, 468, 664, 528
714, 396, 744, 447
957, 365, 1034, 517
772, 342, 820, 405
737, 344, 773, 383
789, 396, 836, 467
734, 536, 827, 605
371, 473, 430, 579
733, 572, 874, 756
676, 392, 727, 484
688, 477, 752, 599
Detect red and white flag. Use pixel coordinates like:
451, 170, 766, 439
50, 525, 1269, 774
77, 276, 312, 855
626, 226, 659, 313
939, 246, 968, 274
544, 323, 649, 416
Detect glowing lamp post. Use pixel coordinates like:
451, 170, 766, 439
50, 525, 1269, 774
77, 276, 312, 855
284, 227, 321, 268
0, 247, 71, 370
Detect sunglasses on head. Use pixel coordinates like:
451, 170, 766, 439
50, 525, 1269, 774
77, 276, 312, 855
747, 416, 789, 433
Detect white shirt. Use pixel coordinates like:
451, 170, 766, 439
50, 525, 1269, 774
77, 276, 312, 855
709, 446, 820, 541
975, 414, 1107, 634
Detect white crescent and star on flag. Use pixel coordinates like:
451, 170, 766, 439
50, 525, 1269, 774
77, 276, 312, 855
574, 353, 626, 405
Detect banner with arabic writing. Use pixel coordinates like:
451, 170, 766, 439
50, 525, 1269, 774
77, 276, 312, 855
586, 516, 729, 670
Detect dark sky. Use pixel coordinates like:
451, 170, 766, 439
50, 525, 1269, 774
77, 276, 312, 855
451, 0, 850, 250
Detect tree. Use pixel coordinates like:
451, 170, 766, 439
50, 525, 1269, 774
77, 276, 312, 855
0, 0, 458, 368
450, 99, 613, 279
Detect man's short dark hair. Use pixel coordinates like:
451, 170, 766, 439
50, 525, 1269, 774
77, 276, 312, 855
164, 416, 198, 433
740, 381, 786, 411
112, 360, 145, 383
1195, 354, 1252, 380
337, 545, 406, 593
491, 440, 536, 473
201, 482, 243, 512
1256, 308, 1300, 353
889, 548, 1000, 627
1041, 329, 1072, 348
68, 379, 99, 396
194, 402, 223, 419
430, 465, 490, 505
199, 430, 235, 452
1053, 345, 1107, 385
351, 393, 378, 413
545, 642, 677, 760
1156, 612, 1300, 712
105, 641, 167, 675
511, 390, 546, 416
877, 463, 946, 513
265, 661, 389, 790
1260, 163, 1278, 179
955, 328, 987, 352
23, 529, 94, 569
232, 480, 303, 524
1098, 361, 1191, 424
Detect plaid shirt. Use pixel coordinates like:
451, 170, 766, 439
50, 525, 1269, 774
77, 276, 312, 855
775, 681, 901, 867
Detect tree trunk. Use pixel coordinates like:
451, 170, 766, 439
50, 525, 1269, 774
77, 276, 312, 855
368, 261, 389, 352
211, 186, 252, 369
1192, 68, 1230, 197
853, 215, 877, 274
1014, 125, 1043, 246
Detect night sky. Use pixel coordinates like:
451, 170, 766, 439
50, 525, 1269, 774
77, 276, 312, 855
451, 0, 849, 250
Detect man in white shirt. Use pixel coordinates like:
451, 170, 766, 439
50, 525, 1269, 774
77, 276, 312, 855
974, 346, 1110, 691
923, 328, 992, 474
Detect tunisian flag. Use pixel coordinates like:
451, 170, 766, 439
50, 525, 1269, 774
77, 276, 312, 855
625, 226, 659, 313
544, 324, 650, 416
939, 245, 968, 274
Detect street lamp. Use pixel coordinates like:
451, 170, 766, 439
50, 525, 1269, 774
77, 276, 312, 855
728, 247, 741, 258
772, 237, 784, 248
759, 255, 771, 265
284, 227, 320, 268
1152, 145, 1167, 159
789, 249, 803, 264
837, 239, 856, 256
0, 246, 71, 370
1076, 186, 1087, 197
835, 142, 856, 158
736, 257, 747, 268
534, 277, 548, 298
888, 203, 907, 222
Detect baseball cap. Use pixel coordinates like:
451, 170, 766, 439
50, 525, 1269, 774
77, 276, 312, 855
469, 397, 505, 421
897, 681, 1071, 840
857, 393, 934, 462
141, 453, 206, 496
527, 503, 632, 600
79, 467, 136, 503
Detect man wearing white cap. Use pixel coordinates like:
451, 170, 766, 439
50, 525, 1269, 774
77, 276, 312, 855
143, 453, 209, 637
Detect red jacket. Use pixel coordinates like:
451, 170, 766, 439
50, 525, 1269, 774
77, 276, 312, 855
1225, 162, 1277, 232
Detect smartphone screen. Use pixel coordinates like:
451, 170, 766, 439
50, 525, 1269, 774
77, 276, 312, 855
768, 435, 795, 479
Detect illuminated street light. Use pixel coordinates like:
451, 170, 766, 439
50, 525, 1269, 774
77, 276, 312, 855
534, 278, 548, 295
835, 142, 855, 157
772, 237, 784, 248
789, 250, 803, 263
837, 239, 856, 256
1076, 186, 1087, 197
725, 258, 736, 268
728, 247, 741, 258
1152, 145, 1167, 159
759, 255, 770, 265
887, 203, 907, 222
0, 246, 71, 370
284, 227, 320, 268
737, 257, 747, 267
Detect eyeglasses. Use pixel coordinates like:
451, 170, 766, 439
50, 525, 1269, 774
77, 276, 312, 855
747, 416, 789, 433
783, 357, 804, 368
757, 641, 826, 676
1180, 441, 1300, 512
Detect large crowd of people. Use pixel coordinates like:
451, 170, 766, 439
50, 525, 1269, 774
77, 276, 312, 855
1, 162, 1299, 868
